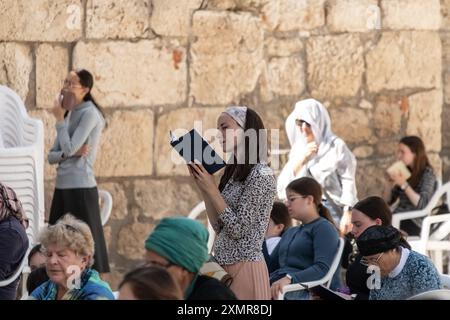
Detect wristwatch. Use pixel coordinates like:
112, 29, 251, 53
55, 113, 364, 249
286, 274, 293, 283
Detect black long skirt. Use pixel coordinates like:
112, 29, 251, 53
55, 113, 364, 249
49, 187, 110, 273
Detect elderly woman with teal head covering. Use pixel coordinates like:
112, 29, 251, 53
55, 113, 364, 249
144, 217, 236, 300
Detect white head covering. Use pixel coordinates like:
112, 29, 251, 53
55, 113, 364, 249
295, 99, 337, 158
223, 106, 247, 128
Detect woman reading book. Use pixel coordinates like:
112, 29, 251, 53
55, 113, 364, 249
382, 136, 437, 236
187, 106, 276, 300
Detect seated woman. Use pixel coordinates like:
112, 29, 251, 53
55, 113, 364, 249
270, 177, 340, 300
29, 214, 114, 300
118, 265, 182, 300
383, 136, 437, 236
0, 183, 29, 300
28, 244, 47, 272
263, 201, 292, 268
356, 225, 441, 300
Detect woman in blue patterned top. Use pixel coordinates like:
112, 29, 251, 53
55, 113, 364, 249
29, 214, 114, 300
356, 225, 441, 300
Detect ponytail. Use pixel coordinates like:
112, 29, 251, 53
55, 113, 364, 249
317, 203, 338, 229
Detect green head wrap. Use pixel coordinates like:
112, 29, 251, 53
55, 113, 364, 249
144, 217, 209, 273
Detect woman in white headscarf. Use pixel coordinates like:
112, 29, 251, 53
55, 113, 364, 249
277, 99, 358, 234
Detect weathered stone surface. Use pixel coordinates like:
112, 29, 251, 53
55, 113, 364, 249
276, 0, 325, 31
134, 179, 201, 220
359, 100, 373, 109
190, 11, 264, 105
329, 107, 372, 144
151, 0, 202, 36
443, 103, 450, 149
328, 0, 380, 32
103, 225, 112, 251
445, 73, 450, 104
155, 107, 224, 176
86, 0, 150, 39
0, 43, 33, 102
117, 221, 154, 260
263, 57, 305, 97
0, 0, 82, 41
442, 155, 450, 183
356, 159, 391, 198
307, 34, 364, 98
375, 139, 399, 158
366, 32, 441, 92
428, 153, 442, 180
73, 40, 187, 107
44, 180, 56, 222
407, 90, 443, 152
382, 0, 441, 30
265, 37, 303, 57
352, 146, 374, 158
97, 182, 128, 221
442, 0, 450, 30
36, 44, 69, 109
95, 110, 154, 177
373, 96, 403, 139
28, 110, 57, 180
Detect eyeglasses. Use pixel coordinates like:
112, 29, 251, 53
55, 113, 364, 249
285, 195, 308, 205
295, 119, 310, 127
62, 79, 82, 89
360, 252, 384, 267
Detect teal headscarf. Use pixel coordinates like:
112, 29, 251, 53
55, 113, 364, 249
144, 217, 209, 274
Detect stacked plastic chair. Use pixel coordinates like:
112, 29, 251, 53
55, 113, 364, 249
0, 85, 45, 289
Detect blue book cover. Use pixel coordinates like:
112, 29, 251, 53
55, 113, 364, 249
170, 129, 226, 175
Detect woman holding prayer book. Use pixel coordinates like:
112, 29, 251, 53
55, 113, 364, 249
188, 106, 276, 300
382, 136, 437, 236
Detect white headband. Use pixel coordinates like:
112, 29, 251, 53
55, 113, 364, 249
223, 106, 247, 128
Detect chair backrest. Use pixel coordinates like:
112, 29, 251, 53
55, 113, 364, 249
323, 237, 345, 288
0, 247, 29, 288
188, 201, 215, 253
99, 189, 113, 226
440, 274, 450, 289
408, 289, 450, 300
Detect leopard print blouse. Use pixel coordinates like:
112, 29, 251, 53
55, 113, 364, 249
212, 163, 276, 265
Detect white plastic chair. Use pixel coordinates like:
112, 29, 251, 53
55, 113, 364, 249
188, 201, 215, 253
0, 85, 45, 244
0, 249, 29, 288
278, 237, 345, 300
409, 213, 450, 273
99, 189, 113, 226
408, 289, 450, 300
392, 181, 450, 237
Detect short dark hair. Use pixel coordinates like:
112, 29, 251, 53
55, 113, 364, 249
28, 244, 43, 266
270, 202, 292, 234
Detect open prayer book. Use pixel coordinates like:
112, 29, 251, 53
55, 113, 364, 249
170, 129, 226, 175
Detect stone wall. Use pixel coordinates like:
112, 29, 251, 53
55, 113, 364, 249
0, 0, 448, 288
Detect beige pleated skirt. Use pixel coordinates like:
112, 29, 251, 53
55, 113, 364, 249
223, 261, 271, 300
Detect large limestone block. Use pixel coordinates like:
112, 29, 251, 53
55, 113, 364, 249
276, 0, 325, 31
366, 32, 441, 92
134, 179, 201, 220
0, 43, 33, 102
117, 221, 154, 260
151, 0, 203, 36
406, 90, 443, 152
73, 40, 187, 107
382, 0, 441, 30
327, 0, 380, 32
0, 0, 82, 41
307, 34, 364, 98
373, 96, 403, 139
95, 110, 154, 177
86, 0, 150, 39
329, 107, 372, 144
36, 44, 69, 109
155, 107, 224, 176
262, 57, 305, 98
190, 11, 264, 105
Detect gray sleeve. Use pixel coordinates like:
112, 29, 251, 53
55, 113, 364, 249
48, 135, 64, 164
416, 168, 437, 209
56, 110, 99, 157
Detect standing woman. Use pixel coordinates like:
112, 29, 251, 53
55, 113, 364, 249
48, 69, 109, 275
285, 99, 358, 234
383, 136, 437, 236
188, 106, 276, 300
